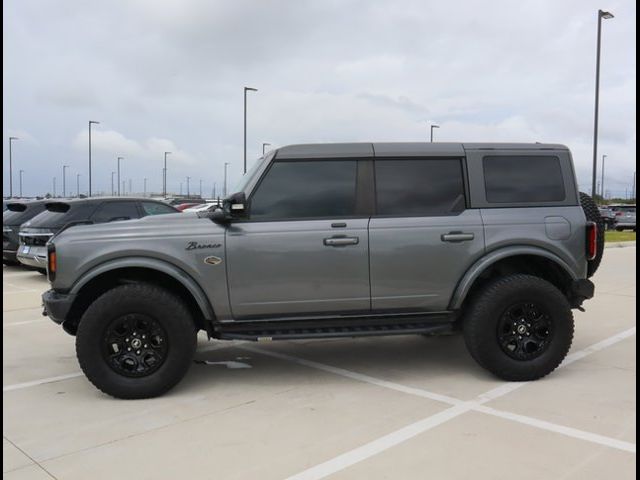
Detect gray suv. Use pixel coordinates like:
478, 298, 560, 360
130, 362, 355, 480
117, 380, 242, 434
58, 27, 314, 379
42, 143, 603, 398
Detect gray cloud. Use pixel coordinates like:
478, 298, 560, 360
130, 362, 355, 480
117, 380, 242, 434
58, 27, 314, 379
3, 0, 636, 198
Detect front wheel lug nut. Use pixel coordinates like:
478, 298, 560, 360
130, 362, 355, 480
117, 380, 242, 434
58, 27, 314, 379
144, 344, 148, 348
127, 348, 131, 351
136, 350, 140, 354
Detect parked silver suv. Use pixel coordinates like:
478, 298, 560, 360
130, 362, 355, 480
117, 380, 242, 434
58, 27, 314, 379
42, 143, 603, 398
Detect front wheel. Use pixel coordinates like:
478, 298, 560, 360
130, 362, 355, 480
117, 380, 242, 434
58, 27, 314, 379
463, 274, 574, 381
76, 283, 197, 399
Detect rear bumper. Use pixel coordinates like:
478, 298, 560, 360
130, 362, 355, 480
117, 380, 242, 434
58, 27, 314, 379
17, 245, 47, 269
568, 279, 595, 308
42, 289, 76, 326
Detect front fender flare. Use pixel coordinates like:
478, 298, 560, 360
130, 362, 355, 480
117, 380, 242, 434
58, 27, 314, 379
449, 246, 578, 310
70, 256, 215, 320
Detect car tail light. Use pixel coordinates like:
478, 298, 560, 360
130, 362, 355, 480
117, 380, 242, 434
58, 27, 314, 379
47, 243, 56, 281
586, 222, 598, 261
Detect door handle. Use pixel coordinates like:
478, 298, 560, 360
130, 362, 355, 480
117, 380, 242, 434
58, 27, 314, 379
441, 232, 475, 243
324, 236, 359, 246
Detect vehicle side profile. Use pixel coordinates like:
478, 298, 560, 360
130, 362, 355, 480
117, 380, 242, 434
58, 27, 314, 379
42, 143, 604, 398
3, 200, 48, 266
18, 197, 177, 271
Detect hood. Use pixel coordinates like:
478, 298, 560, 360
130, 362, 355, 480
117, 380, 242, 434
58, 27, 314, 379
53, 211, 224, 243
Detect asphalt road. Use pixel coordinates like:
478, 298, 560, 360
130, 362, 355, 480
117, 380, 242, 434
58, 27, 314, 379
3, 245, 636, 480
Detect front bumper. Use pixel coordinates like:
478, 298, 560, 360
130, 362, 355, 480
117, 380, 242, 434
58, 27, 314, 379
42, 289, 76, 326
17, 245, 47, 269
568, 279, 595, 308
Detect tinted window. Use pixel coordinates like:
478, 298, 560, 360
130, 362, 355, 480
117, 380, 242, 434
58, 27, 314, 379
3, 203, 47, 226
375, 159, 465, 216
141, 202, 176, 216
483, 156, 565, 203
91, 202, 140, 223
26, 204, 96, 228
250, 160, 358, 220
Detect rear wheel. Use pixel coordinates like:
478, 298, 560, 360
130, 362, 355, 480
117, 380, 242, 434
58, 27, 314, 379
76, 283, 197, 399
463, 274, 573, 381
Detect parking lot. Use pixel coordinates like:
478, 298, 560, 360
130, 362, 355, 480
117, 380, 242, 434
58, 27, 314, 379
3, 245, 636, 480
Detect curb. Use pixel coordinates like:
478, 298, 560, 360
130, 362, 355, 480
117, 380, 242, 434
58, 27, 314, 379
605, 241, 636, 249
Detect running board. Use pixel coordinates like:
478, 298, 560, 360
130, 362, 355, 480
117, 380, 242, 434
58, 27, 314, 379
216, 315, 456, 341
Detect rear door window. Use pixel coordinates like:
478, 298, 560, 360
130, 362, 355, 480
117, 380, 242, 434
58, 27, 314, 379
374, 158, 465, 216
91, 202, 140, 223
483, 156, 566, 203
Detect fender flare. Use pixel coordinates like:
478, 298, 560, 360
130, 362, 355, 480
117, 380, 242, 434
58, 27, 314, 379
70, 256, 216, 320
449, 246, 578, 310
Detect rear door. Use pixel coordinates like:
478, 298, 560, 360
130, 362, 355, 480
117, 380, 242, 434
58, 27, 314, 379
369, 156, 484, 312
225, 158, 372, 319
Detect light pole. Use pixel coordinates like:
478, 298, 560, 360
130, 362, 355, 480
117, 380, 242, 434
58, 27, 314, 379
122, 181, 125, 196
88, 120, 100, 197
199, 179, 203, 198
163, 151, 171, 197
117, 157, 123, 196
600, 154, 607, 199
144, 178, 147, 197
53, 177, 56, 197
8, 136, 18, 198
180, 182, 183, 196
244, 86, 258, 174
591, 9, 614, 197
213, 182, 217, 199
62, 165, 69, 197
111, 172, 115, 196
430, 124, 440, 143
224, 162, 230, 197
262, 142, 271, 155
76, 173, 80, 197
19, 169, 24, 197
128, 179, 132, 195
186, 176, 191, 197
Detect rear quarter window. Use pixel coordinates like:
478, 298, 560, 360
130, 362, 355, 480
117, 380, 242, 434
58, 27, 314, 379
483, 156, 566, 203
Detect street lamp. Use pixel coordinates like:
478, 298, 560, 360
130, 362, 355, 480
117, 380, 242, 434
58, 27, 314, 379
244, 86, 258, 174
76, 173, 80, 198
88, 120, 100, 197
62, 165, 69, 197
591, 9, 614, 197
186, 176, 191, 197
8, 137, 18, 198
163, 151, 171, 197
262, 142, 271, 155
144, 178, 147, 197
600, 154, 607, 199
430, 124, 440, 143
53, 177, 56, 197
199, 179, 203, 198
117, 157, 123, 196
19, 169, 24, 197
224, 162, 230, 197
111, 172, 115, 196
129, 179, 132, 196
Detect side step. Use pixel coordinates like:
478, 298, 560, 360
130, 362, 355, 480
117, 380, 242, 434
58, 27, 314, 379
216, 316, 456, 341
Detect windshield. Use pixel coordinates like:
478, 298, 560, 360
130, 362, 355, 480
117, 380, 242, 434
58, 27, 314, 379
231, 153, 271, 195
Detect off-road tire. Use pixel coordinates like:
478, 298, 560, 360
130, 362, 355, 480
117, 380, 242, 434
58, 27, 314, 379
464, 274, 574, 381
76, 283, 197, 399
579, 192, 605, 277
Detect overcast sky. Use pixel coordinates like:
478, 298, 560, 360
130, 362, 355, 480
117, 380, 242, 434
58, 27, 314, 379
3, 0, 636, 198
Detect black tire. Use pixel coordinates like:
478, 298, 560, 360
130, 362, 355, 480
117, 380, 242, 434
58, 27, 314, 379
76, 283, 197, 399
37, 268, 47, 275
463, 274, 574, 381
579, 192, 604, 278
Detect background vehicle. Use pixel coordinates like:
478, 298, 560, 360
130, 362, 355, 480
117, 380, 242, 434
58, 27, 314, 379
43, 142, 601, 399
17, 197, 178, 272
3, 200, 48, 266
181, 202, 221, 213
175, 202, 202, 212
598, 206, 616, 230
608, 204, 636, 231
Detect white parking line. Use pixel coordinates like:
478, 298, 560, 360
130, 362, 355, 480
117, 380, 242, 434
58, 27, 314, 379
3, 373, 84, 392
273, 328, 636, 480
2, 289, 43, 294
4, 319, 48, 327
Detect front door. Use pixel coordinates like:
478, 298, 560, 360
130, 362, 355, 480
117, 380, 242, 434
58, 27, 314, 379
226, 158, 371, 319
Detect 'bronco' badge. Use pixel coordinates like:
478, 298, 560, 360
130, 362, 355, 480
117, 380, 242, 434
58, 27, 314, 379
204, 256, 222, 265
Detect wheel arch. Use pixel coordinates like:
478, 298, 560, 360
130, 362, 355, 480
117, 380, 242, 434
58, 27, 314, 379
65, 257, 216, 335
450, 246, 578, 311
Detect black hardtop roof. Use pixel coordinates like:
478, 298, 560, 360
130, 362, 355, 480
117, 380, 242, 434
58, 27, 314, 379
274, 142, 569, 159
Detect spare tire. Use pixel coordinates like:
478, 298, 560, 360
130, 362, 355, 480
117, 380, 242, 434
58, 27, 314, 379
579, 192, 605, 278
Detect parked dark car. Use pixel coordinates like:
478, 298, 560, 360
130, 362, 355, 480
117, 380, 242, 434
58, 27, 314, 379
17, 197, 178, 271
3, 200, 48, 265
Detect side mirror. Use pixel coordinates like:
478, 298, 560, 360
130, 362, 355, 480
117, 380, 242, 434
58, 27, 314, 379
210, 192, 247, 224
